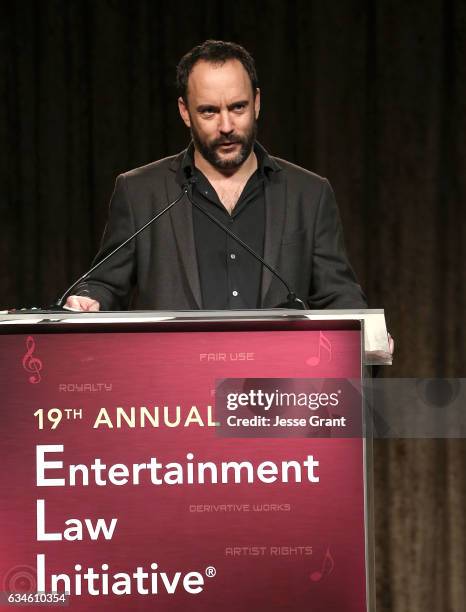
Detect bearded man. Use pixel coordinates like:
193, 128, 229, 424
67, 40, 367, 312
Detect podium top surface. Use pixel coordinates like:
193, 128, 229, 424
0, 308, 391, 365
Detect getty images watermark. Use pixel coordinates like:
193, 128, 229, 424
215, 378, 466, 438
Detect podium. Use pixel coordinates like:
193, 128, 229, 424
0, 309, 390, 611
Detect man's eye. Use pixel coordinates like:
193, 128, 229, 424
233, 104, 246, 112
201, 109, 215, 116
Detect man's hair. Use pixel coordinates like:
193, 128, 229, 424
176, 40, 258, 101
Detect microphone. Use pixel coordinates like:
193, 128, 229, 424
184, 179, 306, 310
54, 182, 192, 309
37, 174, 303, 312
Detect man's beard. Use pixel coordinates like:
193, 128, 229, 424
191, 120, 257, 171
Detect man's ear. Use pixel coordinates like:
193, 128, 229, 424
254, 88, 261, 120
178, 97, 191, 128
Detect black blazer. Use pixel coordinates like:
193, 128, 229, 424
77, 149, 367, 310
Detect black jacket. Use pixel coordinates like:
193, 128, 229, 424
77, 147, 367, 310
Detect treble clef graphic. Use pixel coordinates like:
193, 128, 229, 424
22, 336, 43, 384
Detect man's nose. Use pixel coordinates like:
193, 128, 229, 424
218, 111, 233, 134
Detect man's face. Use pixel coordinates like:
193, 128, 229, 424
178, 59, 260, 171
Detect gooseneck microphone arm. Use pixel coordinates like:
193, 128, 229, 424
184, 184, 306, 310
55, 185, 189, 308
56, 177, 306, 311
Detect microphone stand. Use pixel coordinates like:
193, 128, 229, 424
184, 187, 306, 310
8, 185, 188, 313
53, 186, 190, 309
11, 179, 306, 313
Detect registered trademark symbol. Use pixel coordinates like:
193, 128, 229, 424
205, 566, 216, 578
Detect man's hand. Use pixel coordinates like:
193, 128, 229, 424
65, 296, 100, 312
388, 333, 395, 356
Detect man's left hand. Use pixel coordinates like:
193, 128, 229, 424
388, 333, 395, 356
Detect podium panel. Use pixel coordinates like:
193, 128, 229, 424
0, 314, 371, 611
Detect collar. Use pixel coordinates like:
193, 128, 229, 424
174, 141, 281, 184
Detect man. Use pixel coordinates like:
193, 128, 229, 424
66, 40, 367, 312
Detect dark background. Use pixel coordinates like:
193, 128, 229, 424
1, 1, 465, 610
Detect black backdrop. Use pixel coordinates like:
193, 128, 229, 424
1, 2, 465, 610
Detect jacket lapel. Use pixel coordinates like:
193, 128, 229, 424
261, 169, 287, 303
166, 155, 202, 308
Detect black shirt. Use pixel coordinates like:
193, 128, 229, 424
180, 143, 276, 309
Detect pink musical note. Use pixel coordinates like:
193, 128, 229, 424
310, 547, 335, 582
307, 332, 332, 366
22, 336, 42, 384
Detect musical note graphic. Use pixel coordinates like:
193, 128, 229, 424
306, 332, 332, 366
22, 336, 43, 384
310, 547, 335, 582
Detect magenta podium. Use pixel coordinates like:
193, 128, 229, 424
0, 309, 390, 611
